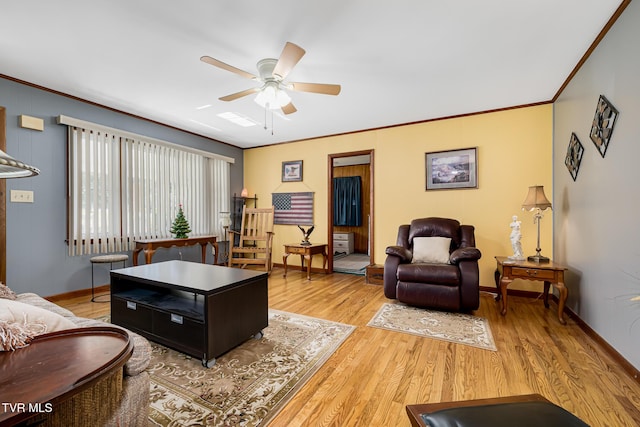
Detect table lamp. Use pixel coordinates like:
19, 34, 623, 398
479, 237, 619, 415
522, 185, 552, 263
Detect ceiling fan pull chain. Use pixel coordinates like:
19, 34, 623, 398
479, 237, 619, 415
263, 104, 268, 131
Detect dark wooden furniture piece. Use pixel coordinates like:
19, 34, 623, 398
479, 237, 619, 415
406, 394, 587, 427
110, 260, 268, 367
0, 326, 133, 426
132, 235, 218, 266
495, 256, 569, 324
283, 243, 328, 280
365, 264, 384, 285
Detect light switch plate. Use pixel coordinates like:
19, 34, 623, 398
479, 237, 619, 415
10, 190, 34, 203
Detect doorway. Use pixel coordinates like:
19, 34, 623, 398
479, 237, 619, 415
327, 149, 374, 273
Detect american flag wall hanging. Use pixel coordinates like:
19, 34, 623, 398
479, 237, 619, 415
272, 192, 314, 225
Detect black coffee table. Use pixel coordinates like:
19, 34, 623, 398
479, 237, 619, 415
110, 260, 268, 367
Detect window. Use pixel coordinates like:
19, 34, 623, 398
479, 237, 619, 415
63, 117, 232, 256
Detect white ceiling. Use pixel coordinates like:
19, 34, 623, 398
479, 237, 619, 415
1, 1, 624, 149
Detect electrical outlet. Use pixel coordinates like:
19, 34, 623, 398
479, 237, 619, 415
10, 190, 34, 203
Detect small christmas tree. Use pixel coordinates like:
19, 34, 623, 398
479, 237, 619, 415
170, 204, 191, 238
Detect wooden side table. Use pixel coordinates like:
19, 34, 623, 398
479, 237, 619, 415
133, 235, 218, 266
283, 243, 328, 280
365, 264, 384, 285
495, 256, 569, 324
0, 326, 132, 426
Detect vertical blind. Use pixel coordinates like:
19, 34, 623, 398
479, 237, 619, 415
67, 126, 230, 256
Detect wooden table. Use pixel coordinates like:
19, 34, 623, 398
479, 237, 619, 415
0, 326, 132, 426
132, 235, 218, 266
283, 243, 328, 280
111, 261, 268, 368
495, 256, 569, 324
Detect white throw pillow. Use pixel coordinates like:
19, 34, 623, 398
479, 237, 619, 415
411, 236, 451, 264
0, 299, 76, 334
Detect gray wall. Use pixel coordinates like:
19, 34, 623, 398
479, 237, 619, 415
1, 77, 244, 296
553, 1, 640, 369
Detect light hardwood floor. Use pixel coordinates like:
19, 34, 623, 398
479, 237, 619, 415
58, 267, 640, 426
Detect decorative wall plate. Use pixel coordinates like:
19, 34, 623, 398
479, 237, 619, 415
589, 95, 618, 158
565, 132, 584, 181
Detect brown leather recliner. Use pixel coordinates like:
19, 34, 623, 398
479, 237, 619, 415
384, 217, 482, 311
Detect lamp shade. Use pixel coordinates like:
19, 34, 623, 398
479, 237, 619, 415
0, 149, 39, 178
522, 185, 552, 211
219, 212, 231, 228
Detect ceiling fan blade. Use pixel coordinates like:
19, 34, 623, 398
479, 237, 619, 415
272, 42, 306, 80
219, 87, 260, 102
290, 82, 341, 96
281, 102, 297, 115
200, 55, 258, 80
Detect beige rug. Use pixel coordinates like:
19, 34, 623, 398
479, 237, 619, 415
367, 303, 496, 351
333, 253, 369, 275
147, 309, 355, 426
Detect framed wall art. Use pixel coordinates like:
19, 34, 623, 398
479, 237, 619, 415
282, 160, 303, 182
272, 192, 314, 225
589, 95, 618, 158
425, 147, 477, 190
565, 132, 584, 181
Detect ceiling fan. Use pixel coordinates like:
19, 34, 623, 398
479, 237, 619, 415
201, 42, 341, 115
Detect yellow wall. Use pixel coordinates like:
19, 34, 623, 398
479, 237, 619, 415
244, 104, 553, 288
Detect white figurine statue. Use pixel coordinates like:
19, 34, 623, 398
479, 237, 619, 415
508, 215, 525, 260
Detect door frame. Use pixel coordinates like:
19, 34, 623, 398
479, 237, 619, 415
1, 107, 6, 285
327, 149, 374, 273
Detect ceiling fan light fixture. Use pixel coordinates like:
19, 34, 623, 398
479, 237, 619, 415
203, 42, 339, 116
0, 149, 40, 178
254, 83, 291, 110
275, 90, 291, 107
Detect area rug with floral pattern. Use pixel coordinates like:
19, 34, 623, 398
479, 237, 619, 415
147, 309, 355, 426
367, 303, 496, 351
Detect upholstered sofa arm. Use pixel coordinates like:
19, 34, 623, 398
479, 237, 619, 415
124, 333, 152, 376
449, 247, 482, 264
16, 294, 152, 377
385, 246, 413, 263
72, 317, 151, 376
